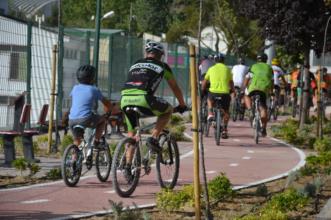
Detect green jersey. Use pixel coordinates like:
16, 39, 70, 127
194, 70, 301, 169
248, 62, 273, 94
204, 63, 232, 94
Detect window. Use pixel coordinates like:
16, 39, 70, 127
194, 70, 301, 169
9, 52, 27, 81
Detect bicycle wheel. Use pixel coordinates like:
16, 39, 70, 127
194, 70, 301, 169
232, 100, 238, 122
273, 107, 278, 120
156, 133, 180, 189
95, 143, 111, 182
61, 144, 82, 187
254, 116, 260, 144
214, 109, 221, 146
239, 105, 245, 121
267, 106, 272, 121
111, 137, 141, 197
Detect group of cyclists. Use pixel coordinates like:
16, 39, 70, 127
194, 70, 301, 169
199, 52, 330, 140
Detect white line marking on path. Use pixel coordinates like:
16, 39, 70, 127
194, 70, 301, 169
104, 190, 115, 194
229, 163, 239, 167
233, 139, 241, 142
242, 156, 251, 160
21, 199, 49, 204
247, 150, 255, 153
206, 170, 216, 174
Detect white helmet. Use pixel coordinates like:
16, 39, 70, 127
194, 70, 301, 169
145, 40, 164, 54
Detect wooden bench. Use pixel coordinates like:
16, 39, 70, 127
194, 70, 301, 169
0, 104, 49, 166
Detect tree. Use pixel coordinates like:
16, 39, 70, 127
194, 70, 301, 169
237, 0, 329, 128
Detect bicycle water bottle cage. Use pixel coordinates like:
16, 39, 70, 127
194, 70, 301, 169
73, 125, 85, 139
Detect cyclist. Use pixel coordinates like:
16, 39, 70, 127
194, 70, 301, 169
271, 58, 287, 109
121, 40, 187, 159
296, 64, 316, 110
232, 57, 249, 107
202, 53, 234, 139
290, 64, 301, 106
314, 67, 329, 110
244, 53, 273, 137
68, 65, 112, 161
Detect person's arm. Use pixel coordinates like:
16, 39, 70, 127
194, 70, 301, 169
167, 79, 186, 107
101, 98, 112, 113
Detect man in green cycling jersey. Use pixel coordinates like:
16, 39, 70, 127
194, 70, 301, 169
244, 52, 273, 137
202, 53, 234, 139
121, 40, 187, 156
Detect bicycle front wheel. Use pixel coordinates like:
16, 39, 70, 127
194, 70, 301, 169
111, 137, 141, 197
61, 144, 82, 187
96, 143, 111, 182
215, 110, 222, 146
156, 133, 180, 189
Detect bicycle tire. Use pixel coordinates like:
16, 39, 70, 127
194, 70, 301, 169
232, 101, 238, 122
111, 137, 141, 197
268, 107, 272, 121
205, 119, 211, 137
273, 107, 278, 120
254, 116, 260, 144
239, 106, 245, 121
215, 109, 221, 146
156, 133, 180, 189
61, 144, 82, 187
96, 143, 112, 182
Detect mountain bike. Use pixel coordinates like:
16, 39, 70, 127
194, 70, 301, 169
232, 87, 245, 122
61, 113, 112, 187
252, 95, 262, 144
205, 97, 224, 146
111, 107, 185, 197
268, 93, 278, 121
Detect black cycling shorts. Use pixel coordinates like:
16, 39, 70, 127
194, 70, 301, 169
249, 91, 267, 108
208, 92, 231, 111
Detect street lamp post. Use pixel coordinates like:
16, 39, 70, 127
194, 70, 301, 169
93, 0, 101, 86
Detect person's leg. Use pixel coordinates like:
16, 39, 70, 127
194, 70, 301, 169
207, 93, 214, 120
152, 108, 172, 138
221, 94, 231, 138
259, 92, 268, 136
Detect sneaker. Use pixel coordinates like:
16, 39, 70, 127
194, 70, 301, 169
222, 130, 228, 139
123, 164, 133, 183
146, 137, 162, 154
207, 114, 214, 121
261, 128, 267, 137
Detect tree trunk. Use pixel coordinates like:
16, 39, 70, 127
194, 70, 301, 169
299, 50, 311, 129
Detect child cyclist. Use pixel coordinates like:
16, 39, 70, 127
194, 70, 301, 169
68, 65, 112, 162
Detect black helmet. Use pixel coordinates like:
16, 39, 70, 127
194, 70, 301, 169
76, 64, 96, 84
256, 53, 268, 62
145, 40, 164, 54
237, 57, 245, 64
214, 53, 225, 62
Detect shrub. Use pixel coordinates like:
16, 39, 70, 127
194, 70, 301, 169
239, 209, 287, 220
264, 188, 309, 212
11, 158, 28, 176
256, 184, 268, 197
314, 137, 331, 153
169, 114, 184, 125
208, 173, 233, 201
46, 167, 62, 180
28, 163, 41, 177
156, 188, 191, 212
169, 124, 186, 141
0, 137, 3, 153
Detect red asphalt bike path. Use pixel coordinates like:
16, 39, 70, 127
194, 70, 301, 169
0, 117, 305, 220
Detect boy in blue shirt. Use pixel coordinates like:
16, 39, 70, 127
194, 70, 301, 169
69, 65, 112, 148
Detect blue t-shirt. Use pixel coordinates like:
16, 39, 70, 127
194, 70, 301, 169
69, 84, 104, 120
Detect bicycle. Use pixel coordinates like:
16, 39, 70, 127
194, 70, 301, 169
232, 87, 245, 122
200, 94, 209, 136
268, 93, 278, 121
61, 113, 112, 187
205, 97, 224, 146
252, 95, 263, 144
111, 107, 185, 197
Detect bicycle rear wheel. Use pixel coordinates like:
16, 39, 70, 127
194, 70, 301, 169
61, 144, 82, 187
215, 110, 221, 146
156, 133, 180, 189
96, 143, 111, 182
232, 100, 238, 122
254, 117, 260, 144
111, 137, 141, 197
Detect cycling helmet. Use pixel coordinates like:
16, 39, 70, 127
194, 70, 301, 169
145, 40, 164, 54
237, 57, 245, 64
76, 64, 96, 85
271, 58, 280, 66
256, 52, 268, 62
214, 53, 225, 62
